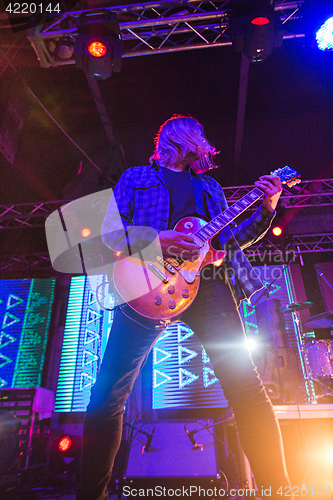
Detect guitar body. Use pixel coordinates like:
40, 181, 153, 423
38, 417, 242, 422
113, 216, 227, 320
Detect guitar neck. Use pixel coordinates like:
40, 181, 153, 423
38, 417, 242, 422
194, 187, 264, 243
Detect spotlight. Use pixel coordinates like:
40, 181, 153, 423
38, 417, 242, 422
246, 337, 256, 351
272, 225, 283, 237
74, 10, 122, 80
231, 0, 284, 62
87, 40, 108, 58
58, 435, 72, 453
316, 17, 333, 51
302, 0, 333, 51
47, 432, 81, 478
81, 227, 91, 238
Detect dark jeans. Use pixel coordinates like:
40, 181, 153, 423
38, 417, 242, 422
76, 280, 291, 500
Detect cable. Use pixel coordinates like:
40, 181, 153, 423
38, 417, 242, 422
296, 404, 312, 486
95, 280, 118, 312
219, 469, 229, 492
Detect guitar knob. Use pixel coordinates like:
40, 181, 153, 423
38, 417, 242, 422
168, 285, 175, 294
182, 289, 189, 298
168, 300, 176, 310
154, 296, 162, 306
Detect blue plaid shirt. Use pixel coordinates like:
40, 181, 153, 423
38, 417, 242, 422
101, 163, 275, 304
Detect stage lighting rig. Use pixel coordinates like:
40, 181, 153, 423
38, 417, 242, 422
74, 10, 122, 80
47, 432, 82, 478
230, 0, 284, 62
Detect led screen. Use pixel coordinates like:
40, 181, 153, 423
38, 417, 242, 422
0, 278, 55, 389
55, 274, 116, 412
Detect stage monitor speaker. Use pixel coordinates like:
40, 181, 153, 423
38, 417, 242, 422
125, 419, 218, 478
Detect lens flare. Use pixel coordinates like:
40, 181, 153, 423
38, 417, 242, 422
59, 436, 72, 453
272, 226, 282, 237
251, 17, 270, 26
246, 338, 256, 351
87, 41, 108, 58
81, 228, 91, 238
316, 17, 333, 51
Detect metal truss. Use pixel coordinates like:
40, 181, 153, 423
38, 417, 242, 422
1, 177, 332, 230
1, 231, 332, 276
1, 177, 332, 275
0, 252, 52, 274
26, 0, 304, 67
0, 200, 64, 230
244, 233, 333, 258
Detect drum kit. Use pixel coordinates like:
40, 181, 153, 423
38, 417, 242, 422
278, 302, 333, 403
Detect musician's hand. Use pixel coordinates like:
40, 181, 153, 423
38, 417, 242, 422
254, 174, 283, 213
158, 230, 200, 261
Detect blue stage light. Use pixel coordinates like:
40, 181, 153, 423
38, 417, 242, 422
316, 16, 333, 51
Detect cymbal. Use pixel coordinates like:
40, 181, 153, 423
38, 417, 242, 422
278, 302, 313, 313
305, 311, 333, 329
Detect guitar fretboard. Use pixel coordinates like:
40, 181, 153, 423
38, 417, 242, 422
194, 187, 264, 243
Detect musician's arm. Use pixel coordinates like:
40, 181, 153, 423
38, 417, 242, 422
212, 181, 276, 249
228, 174, 282, 248
227, 204, 275, 249
101, 171, 158, 254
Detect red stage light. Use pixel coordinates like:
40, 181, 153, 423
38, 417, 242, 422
87, 40, 108, 58
251, 17, 270, 25
58, 436, 72, 453
114, 250, 122, 257
272, 226, 283, 237
81, 228, 91, 238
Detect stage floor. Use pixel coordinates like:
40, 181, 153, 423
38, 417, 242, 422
7, 490, 126, 500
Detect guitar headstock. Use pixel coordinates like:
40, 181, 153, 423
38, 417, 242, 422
271, 166, 301, 188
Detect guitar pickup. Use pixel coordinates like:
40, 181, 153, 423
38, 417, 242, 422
148, 262, 168, 283
157, 256, 176, 274
164, 256, 184, 269
164, 261, 176, 275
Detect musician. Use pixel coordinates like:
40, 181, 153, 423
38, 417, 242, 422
76, 115, 291, 500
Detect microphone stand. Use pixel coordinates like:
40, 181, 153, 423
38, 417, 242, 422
315, 267, 333, 292
252, 251, 298, 306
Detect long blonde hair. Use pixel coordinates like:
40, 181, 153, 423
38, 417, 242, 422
150, 115, 218, 173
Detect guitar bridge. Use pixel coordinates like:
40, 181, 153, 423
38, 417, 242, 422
157, 255, 180, 274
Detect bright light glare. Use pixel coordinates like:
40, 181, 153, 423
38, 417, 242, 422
88, 41, 108, 58
81, 227, 91, 238
246, 338, 256, 351
316, 17, 333, 51
325, 447, 333, 464
251, 17, 270, 26
59, 436, 72, 452
272, 226, 282, 237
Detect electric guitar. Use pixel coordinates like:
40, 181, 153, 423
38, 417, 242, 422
113, 166, 300, 320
